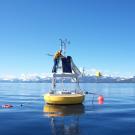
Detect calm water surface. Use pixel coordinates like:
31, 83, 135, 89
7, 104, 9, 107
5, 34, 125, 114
0, 83, 135, 135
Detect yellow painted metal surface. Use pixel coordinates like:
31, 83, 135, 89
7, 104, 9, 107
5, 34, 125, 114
44, 93, 85, 105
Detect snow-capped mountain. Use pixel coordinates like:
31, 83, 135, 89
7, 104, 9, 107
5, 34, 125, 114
0, 70, 135, 83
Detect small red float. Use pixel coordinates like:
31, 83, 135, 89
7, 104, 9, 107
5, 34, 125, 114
2, 104, 13, 108
98, 95, 104, 105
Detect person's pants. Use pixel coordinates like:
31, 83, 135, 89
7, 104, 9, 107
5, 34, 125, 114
52, 59, 58, 73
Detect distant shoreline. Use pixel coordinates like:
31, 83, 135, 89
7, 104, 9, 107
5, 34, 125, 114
0, 82, 135, 83
0, 75, 135, 83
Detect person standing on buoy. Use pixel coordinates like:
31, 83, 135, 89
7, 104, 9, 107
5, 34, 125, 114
52, 50, 63, 73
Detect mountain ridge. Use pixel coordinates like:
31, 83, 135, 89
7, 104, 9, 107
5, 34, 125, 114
0, 74, 135, 83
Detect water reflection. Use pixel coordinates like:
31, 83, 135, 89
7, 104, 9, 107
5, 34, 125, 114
43, 104, 85, 135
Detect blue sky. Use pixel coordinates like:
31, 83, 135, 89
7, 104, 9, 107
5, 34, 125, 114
0, 0, 135, 77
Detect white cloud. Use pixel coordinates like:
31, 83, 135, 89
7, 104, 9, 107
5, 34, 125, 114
1, 74, 16, 81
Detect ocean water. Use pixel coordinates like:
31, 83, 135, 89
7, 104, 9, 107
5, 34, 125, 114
0, 83, 135, 135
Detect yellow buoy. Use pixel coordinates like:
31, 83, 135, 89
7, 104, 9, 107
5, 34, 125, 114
96, 71, 102, 77
44, 93, 85, 105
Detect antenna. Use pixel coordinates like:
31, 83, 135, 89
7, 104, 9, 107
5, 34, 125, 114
46, 53, 53, 57
82, 67, 85, 77
59, 38, 70, 56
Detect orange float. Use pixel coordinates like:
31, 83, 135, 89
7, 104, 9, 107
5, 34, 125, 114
98, 96, 104, 105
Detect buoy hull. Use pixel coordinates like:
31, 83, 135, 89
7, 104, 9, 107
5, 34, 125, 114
44, 93, 85, 105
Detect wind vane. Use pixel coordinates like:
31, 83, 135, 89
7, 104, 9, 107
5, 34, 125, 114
59, 38, 70, 57
46, 39, 70, 57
